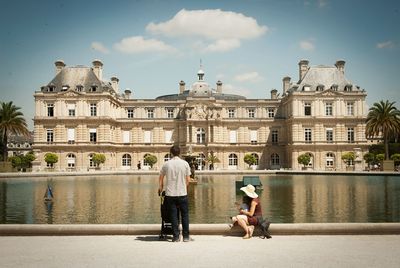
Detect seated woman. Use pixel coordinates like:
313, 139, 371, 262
231, 184, 262, 239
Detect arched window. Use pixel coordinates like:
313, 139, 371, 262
196, 128, 206, 144
306, 153, 314, 167
271, 153, 280, 165
251, 153, 259, 166
122, 154, 131, 166
143, 153, 150, 167
164, 153, 172, 162
326, 152, 335, 168
196, 153, 206, 170
67, 153, 76, 168
228, 153, 238, 167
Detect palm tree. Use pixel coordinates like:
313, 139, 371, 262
0, 101, 30, 160
366, 100, 400, 160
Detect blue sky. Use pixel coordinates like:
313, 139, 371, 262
1, 0, 399, 130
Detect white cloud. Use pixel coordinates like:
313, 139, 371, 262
318, 0, 328, 7
377, 41, 395, 49
234, 72, 263, 83
204, 39, 241, 52
299, 40, 315, 51
91, 42, 109, 54
114, 36, 177, 54
223, 84, 252, 97
146, 9, 267, 52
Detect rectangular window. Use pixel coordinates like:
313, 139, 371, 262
144, 130, 151, 143
304, 102, 311, 116
122, 130, 130, 143
89, 128, 97, 143
67, 128, 75, 144
165, 130, 173, 143
272, 130, 278, 144
268, 108, 275, 118
347, 102, 354, 116
326, 128, 333, 143
248, 108, 255, 118
166, 108, 174, 119
325, 103, 333, 116
46, 129, 53, 143
305, 128, 312, 143
228, 108, 235, 118
229, 130, 237, 143
250, 130, 257, 144
127, 108, 134, 118
67, 104, 75, 117
90, 104, 97, 117
147, 108, 154, 119
347, 127, 355, 143
47, 104, 54, 117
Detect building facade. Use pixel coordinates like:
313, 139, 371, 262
32, 59, 370, 171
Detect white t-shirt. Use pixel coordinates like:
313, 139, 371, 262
160, 156, 191, 197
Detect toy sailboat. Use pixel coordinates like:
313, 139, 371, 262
44, 185, 54, 202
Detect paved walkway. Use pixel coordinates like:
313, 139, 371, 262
1, 235, 399, 267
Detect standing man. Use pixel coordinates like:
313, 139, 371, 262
159, 145, 191, 242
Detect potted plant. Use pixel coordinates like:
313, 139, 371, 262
341, 152, 355, 171
390, 153, 400, 171
44, 153, 58, 170
244, 154, 257, 170
297, 153, 311, 170
144, 154, 157, 169
363, 152, 375, 171
207, 152, 220, 170
92, 153, 106, 170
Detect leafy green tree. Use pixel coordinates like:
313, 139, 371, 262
375, 153, 385, 162
297, 153, 311, 168
363, 152, 375, 166
9, 152, 36, 170
366, 100, 400, 160
341, 152, 355, 166
44, 153, 58, 168
92, 153, 106, 167
244, 154, 257, 168
144, 154, 157, 168
390, 153, 400, 166
0, 101, 30, 160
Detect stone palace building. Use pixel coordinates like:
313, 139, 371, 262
32, 59, 370, 171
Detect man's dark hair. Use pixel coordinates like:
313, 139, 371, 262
170, 145, 180, 156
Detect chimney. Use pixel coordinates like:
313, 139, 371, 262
179, 80, 185, 94
335, 60, 345, 74
92, 59, 103, 80
124, 89, 132, 99
282, 76, 291, 94
298, 59, 309, 81
216, 80, 223, 94
111, 76, 119, 93
271, 89, 278, 99
55, 60, 65, 75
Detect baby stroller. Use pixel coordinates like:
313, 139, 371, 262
159, 191, 180, 240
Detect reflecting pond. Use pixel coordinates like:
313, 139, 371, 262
0, 174, 399, 224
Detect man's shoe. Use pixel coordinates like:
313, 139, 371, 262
183, 237, 190, 242
172, 237, 180, 242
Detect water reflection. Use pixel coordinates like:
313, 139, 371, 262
0, 174, 399, 224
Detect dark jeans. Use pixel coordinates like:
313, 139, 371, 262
165, 195, 189, 239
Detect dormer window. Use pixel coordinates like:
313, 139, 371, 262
76, 85, 83, 92
302, 85, 311, 91
89, 85, 97, 92
61, 85, 69, 91
316, 84, 325, 91
344, 84, 353, 92
48, 85, 55, 92
331, 84, 338, 91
